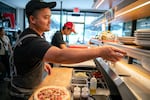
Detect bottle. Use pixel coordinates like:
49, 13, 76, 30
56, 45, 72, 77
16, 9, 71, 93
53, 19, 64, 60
90, 76, 97, 95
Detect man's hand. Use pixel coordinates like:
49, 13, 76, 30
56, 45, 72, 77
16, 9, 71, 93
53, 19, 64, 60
99, 46, 127, 62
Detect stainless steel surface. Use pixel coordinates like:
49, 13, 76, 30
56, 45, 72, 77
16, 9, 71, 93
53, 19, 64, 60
105, 42, 150, 60
95, 58, 137, 100
111, 60, 150, 100
105, 42, 150, 72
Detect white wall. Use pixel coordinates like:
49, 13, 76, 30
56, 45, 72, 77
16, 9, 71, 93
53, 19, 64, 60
16, 8, 24, 31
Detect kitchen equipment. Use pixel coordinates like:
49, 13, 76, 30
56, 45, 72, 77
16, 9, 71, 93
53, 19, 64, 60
118, 36, 135, 45
134, 29, 150, 48
71, 69, 110, 100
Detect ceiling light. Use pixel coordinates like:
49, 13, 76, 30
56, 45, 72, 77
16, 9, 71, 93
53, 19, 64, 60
115, 1, 150, 18
95, 1, 150, 25
94, 0, 105, 9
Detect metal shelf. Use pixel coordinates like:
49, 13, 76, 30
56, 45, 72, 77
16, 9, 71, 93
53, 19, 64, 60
104, 42, 150, 61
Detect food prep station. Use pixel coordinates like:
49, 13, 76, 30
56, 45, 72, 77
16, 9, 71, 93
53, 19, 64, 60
29, 53, 150, 100
71, 68, 110, 100
62, 50, 150, 100
61, 58, 138, 100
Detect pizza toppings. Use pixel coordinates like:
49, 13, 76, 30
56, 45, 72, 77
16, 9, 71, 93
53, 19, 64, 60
34, 86, 70, 100
92, 71, 102, 78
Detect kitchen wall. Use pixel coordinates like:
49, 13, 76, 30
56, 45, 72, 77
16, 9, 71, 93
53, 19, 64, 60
16, 8, 24, 31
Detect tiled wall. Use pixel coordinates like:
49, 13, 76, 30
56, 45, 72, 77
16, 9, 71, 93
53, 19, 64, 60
136, 17, 150, 29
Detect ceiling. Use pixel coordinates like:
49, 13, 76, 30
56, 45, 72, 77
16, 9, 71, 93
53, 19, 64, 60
2, 0, 131, 15
1, 0, 95, 10
1, 0, 149, 23
0, 0, 116, 12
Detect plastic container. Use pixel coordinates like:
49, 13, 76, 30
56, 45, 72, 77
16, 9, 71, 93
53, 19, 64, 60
82, 87, 89, 92
81, 91, 89, 98
90, 76, 97, 95
74, 86, 81, 92
73, 91, 80, 99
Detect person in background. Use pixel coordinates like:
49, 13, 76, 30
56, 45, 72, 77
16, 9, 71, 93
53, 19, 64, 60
0, 60, 5, 82
50, 22, 76, 67
0, 27, 12, 81
9, 0, 126, 100
51, 22, 76, 49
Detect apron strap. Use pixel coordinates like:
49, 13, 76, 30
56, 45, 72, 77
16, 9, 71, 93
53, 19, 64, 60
9, 34, 39, 97
9, 34, 38, 77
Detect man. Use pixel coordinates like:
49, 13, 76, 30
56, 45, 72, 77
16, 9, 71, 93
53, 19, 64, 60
9, 0, 126, 100
0, 27, 12, 81
51, 21, 75, 49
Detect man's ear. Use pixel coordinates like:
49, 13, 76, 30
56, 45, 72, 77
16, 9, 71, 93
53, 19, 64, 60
29, 15, 36, 24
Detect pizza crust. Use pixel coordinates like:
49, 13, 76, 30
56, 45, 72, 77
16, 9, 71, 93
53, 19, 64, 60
34, 86, 70, 100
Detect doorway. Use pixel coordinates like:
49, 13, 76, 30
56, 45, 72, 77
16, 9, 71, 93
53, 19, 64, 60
66, 22, 84, 44
66, 13, 85, 44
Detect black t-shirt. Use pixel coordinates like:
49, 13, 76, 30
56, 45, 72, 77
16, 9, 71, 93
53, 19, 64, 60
14, 28, 51, 75
51, 31, 65, 48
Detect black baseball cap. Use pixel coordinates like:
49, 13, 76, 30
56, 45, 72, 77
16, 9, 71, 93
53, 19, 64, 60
25, 0, 56, 17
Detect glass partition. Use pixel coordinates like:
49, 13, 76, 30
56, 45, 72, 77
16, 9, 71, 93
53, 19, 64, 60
136, 17, 150, 29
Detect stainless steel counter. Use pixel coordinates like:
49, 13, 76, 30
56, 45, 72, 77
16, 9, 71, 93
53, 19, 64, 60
95, 58, 150, 100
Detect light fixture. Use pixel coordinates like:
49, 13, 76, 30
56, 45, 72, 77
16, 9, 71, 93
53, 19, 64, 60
115, 1, 150, 18
95, 1, 150, 25
93, 0, 105, 9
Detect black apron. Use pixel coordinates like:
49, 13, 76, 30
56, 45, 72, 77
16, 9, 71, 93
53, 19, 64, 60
9, 34, 47, 99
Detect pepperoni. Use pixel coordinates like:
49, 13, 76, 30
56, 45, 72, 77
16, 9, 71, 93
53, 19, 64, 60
37, 87, 68, 100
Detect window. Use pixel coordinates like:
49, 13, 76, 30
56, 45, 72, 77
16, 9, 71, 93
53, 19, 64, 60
136, 17, 150, 29
111, 22, 123, 37
25, 10, 103, 44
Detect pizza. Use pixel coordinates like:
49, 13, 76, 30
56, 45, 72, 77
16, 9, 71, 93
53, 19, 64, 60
34, 86, 70, 100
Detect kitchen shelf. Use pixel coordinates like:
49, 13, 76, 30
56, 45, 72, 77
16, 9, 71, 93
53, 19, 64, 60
104, 42, 150, 61
89, 38, 103, 46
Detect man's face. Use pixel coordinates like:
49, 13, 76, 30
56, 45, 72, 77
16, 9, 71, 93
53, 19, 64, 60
64, 28, 72, 35
30, 8, 51, 32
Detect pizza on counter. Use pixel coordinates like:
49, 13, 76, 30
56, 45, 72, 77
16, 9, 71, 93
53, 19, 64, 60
34, 86, 70, 100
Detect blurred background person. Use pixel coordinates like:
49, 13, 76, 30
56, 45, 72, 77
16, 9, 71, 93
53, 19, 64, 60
50, 22, 76, 67
0, 27, 12, 81
51, 22, 76, 49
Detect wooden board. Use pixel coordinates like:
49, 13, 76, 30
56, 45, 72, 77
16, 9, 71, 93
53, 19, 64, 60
61, 60, 96, 68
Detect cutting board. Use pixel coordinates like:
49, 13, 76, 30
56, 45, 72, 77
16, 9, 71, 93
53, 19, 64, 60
61, 60, 96, 68
37, 68, 73, 88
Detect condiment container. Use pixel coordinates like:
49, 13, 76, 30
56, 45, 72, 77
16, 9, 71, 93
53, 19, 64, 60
74, 86, 81, 92
73, 91, 80, 99
90, 76, 97, 95
82, 87, 89, 92
81, 91, 89, 98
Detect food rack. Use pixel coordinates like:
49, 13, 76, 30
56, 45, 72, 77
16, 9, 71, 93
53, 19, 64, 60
71, 69, 110, 100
